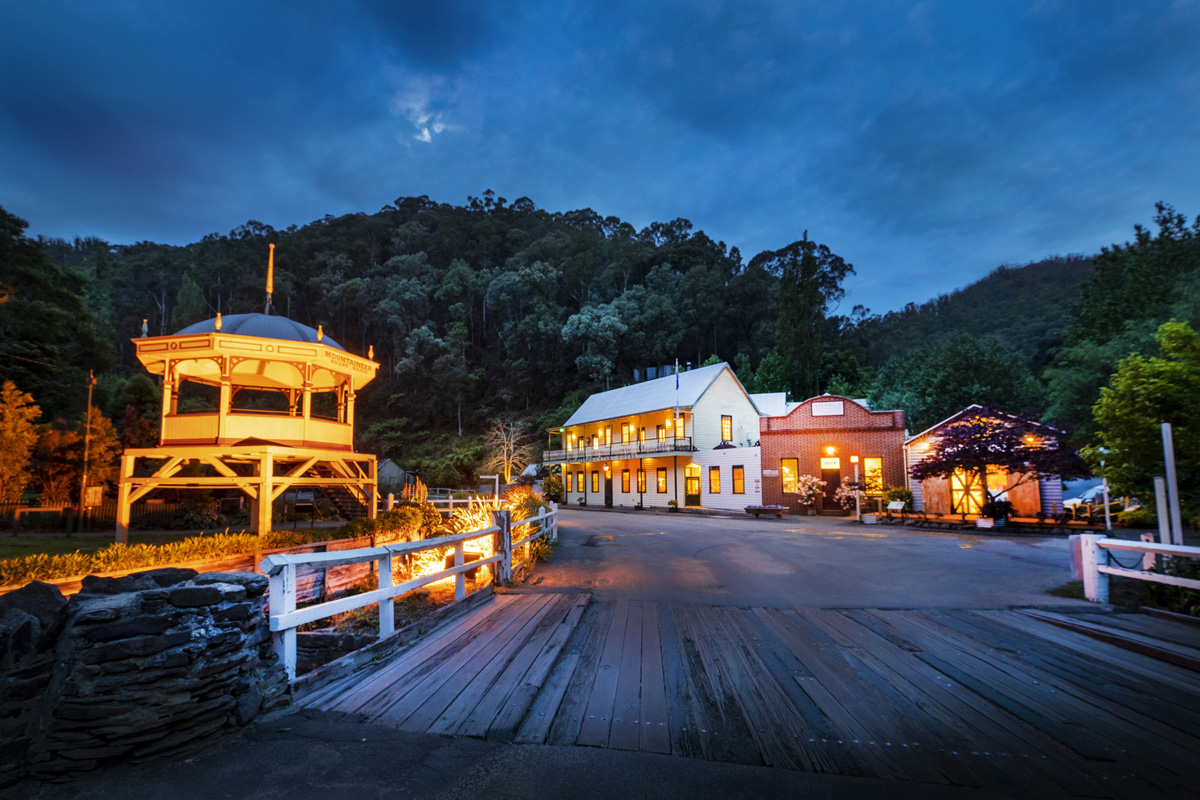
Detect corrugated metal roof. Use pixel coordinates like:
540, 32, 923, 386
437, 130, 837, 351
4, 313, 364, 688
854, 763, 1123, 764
749, 392, 789, 416
562, 362, 731, 428
175, 313, 345, 350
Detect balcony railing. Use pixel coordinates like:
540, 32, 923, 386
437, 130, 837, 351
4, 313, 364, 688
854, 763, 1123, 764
542, 436, 693, 464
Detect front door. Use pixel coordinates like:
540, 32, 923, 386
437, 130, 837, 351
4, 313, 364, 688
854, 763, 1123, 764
604, 473, 613, 507
684, 464, 701, 506
821, 468, 841, 508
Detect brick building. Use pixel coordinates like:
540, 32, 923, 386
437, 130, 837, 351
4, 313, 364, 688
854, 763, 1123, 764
759, 396, 906, 513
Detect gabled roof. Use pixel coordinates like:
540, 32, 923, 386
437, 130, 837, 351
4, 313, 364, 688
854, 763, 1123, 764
904, 404, 1061, 445
749, 392, 791, 416
562, 362, 740, 428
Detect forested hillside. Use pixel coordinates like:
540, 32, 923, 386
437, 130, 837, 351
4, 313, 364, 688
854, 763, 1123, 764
2, 195, 1197, 489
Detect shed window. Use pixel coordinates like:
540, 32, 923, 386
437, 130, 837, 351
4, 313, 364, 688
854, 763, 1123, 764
732, 465, 745, 494
709, 466, 721, 494
864, 457, 883, 493
721, 415, 732, 441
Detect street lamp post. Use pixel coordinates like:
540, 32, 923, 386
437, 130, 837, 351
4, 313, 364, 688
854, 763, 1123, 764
851, 455, 860, 522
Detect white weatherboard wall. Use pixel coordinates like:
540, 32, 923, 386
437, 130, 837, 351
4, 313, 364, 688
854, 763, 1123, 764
693, 447, 762, 510
691, 368, 761, 449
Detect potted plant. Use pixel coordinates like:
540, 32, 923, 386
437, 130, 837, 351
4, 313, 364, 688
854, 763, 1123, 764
667, 499, 679, 512
793, 474, 826, 515
977, 500, 1013, 528
832, 481, 862, 517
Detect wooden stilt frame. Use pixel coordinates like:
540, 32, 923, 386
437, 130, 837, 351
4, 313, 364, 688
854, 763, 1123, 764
115, 444, 376, 543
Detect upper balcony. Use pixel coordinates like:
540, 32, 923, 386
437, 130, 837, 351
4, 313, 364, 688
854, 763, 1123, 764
542, 436, 693, 464
161, 411, 353, 451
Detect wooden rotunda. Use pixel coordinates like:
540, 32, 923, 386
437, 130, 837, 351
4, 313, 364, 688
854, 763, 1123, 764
115, 249, 379, 540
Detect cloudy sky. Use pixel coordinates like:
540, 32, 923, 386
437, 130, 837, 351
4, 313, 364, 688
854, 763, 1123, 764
2, 1, 1198, 313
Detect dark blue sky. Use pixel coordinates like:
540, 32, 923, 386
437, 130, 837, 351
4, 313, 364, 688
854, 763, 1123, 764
3, 1, 1198, 313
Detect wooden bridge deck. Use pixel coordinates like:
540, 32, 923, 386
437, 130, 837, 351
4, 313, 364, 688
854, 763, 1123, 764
299, 593, 1200, 797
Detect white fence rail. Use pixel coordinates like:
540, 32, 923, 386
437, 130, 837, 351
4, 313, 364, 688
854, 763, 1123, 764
261, 503, 559, 680
1079, 533, 1200, 603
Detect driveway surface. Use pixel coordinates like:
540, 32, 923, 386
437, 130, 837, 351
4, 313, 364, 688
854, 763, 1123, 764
523, 508, 1088, 609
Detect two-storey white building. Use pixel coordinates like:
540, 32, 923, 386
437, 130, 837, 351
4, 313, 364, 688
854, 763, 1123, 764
543, 363, 764, 510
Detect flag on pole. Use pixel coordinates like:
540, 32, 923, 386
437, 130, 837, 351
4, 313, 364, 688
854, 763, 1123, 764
674, 358, 679, 421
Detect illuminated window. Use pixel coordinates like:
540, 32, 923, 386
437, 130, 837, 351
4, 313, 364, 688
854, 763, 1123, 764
575, 472, 582, 492
657, 468, 667, 493
781, 458, 799, 494
592, 434, 599, 448
621, 470, 630, 492
656, 425, 665, 441
732, 465, 745, 494
637, 469, 646, 493
721, 415, 732, 441
675, 416, 684, 438
709, 466, 721, 493
864, 457, 883, 493
605, 426, 612, 446
621, 423, 629, 443
567, 434, 573, 451
639, 427, 646, 443
591, 471, 599, 492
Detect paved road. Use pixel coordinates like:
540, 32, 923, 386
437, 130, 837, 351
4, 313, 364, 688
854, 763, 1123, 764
522, 508, 1088, 609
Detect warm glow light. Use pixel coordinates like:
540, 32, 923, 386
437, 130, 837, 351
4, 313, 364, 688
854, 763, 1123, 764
825, 446, 836, 455
850, 455, 859, 463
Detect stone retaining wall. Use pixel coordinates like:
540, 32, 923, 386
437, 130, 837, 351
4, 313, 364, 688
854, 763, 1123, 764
0, 568, 289, 787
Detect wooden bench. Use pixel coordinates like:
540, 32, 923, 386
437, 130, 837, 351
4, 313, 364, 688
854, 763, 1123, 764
745, 505, 785, 520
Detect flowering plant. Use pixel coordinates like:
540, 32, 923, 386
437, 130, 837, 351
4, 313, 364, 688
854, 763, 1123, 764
793, 474, 826, 505
833, 481, 864, 510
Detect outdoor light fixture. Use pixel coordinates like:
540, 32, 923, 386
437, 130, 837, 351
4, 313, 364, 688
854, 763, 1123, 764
850, 455, 859, 463
825, 446, 836, 455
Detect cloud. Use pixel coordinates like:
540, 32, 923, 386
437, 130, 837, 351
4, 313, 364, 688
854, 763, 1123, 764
390, 79, 451, 142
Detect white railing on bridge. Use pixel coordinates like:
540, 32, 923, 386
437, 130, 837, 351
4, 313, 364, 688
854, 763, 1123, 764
1079, 533, 1200, 603
260, 503, 558, 680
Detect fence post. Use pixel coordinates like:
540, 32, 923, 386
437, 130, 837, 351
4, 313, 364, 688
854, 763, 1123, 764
269, 563, 297, 681
491, 509, 512, 585
454, 540, 466, 602
1081, 533, 1108, 604
549, 501, 559, 542
379, 552, 394, 638
387, 493, 395, 511
537, 507, 547, 544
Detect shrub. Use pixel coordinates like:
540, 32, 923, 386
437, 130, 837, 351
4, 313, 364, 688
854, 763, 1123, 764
542, 472, 563, 503
980, 500, 1015, 519
793, 475, 826, 505
1116, 508, 1158, 528
883, 486, 914, 511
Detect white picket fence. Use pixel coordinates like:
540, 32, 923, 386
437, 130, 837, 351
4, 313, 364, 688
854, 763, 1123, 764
261, 503, 559, 680
1079, 533, 1200, 603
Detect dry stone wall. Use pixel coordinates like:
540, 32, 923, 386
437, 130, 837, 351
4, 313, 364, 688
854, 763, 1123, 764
0, 568, 289, 786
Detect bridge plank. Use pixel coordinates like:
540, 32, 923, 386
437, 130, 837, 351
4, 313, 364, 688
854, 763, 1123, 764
311, 593, 518, 714
638, 602, 671, 754
349, 593, 539, 721
870, 610, 1190, 796
941, 610, 1200, 737
1084, 612, 1200, 649
825, 610, 1103, 794
384, 593, 557, 731
545, 601, 613, 746
576, 600, 632, 747
606, 601, 645, 751
449, 593, 581, 738
489, 593, 590, 742
976, 609, 1200, 698
657, 604, 708, 760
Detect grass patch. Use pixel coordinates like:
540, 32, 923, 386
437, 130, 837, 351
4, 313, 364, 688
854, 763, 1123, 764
0, 533, 196, 562
1048, 570, 1199, 617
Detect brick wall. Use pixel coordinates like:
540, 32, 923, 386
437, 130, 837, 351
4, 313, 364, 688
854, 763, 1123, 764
760, 397, 906, 513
